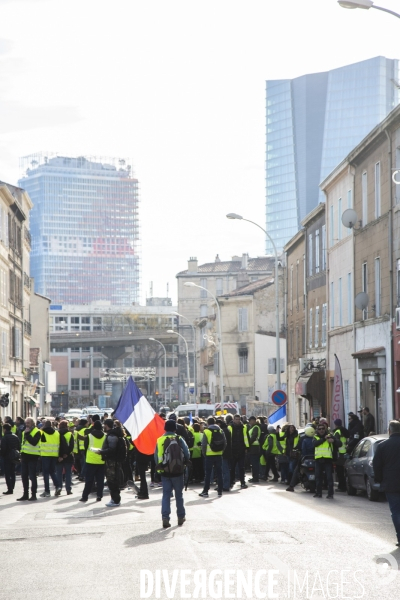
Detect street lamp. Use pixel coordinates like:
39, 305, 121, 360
226, 212, 281, 389
148, 338, 167, 407
171, 311, 197, 400
167, 330, 191, 403
338, 0, 400, 18
183, 282, 225, 414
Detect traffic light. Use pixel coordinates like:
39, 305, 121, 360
0, 393, 9, 407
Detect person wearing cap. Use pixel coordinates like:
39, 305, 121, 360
155, 419, 190, 529
260, 424, 282, 482
333, 419, 349, 492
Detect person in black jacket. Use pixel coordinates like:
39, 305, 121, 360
362, 408, 376, 436
346, 413, 364, 453
229, 414, 249, 489
56, 420, 74, 495
373, 420, 400, 546
98, 419, 125, 507
0, 423, 20, 494
169, 414, 190, 445
18, 417, 41, 501
217, 419, 232, 492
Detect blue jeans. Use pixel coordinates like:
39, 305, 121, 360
315, 459, 334, 496
222, 458, 231, 490
41, 457, 60, 493
161, 475, 185, 520
55, 462, 73, 493
81, 463, 105, 500
204, 455, 223, 493
386, 493, 400, 543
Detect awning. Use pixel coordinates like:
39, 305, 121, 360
13, 376, 26, 384
295, 369, 325, 399
25, 396, 39, 406
352, 347, 385, 358
295, 373, 313, 396
2, 377, 14, 382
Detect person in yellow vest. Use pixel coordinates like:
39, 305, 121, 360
190, 422, 204, 483
199, 417, 227, 497
40, 420, 61, 497
247, 416, 261, 483
313, 422, 342, 499
4, 416, 17, 435
17, 417, 41, 501
79, 421, 106, 502
155, 419, 190, 528
333, 418, 349, 492
260, 425, 282, 481
76, 417, 89, 481
55, 420, 75, 495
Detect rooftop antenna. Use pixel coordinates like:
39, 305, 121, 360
167, 282, 169, 298
150, 281, 153, 298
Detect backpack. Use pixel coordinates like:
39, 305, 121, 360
8, 448, 21, 465
186, 429, 195, 449
162, 436, 185, 476
209, 428, 225, 453
116, 436, 127, 462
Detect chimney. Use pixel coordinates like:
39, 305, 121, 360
188, 257, 198, 273
215, 254, 221, 263
241, 253, 248, 270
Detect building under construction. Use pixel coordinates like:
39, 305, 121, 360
18, 154, 140, 305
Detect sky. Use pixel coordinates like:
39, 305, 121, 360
1, 0, 399, 304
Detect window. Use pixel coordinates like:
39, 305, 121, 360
359, 439, 372, 458
330, 282, 334, 328
330, 205, 334, 246
200, 278, 207, 298
362, 262, 368, 320
268, 358, 285, 374
71, 316, 80, 331
309, 308, 313, 349
71, 378, 80, 391
70, 360, 80, 368
238, 307, 248, 332
81, 378, 90, 391
93, 378, 101, 390
375, 162, 381, 219
200, 304, 207, 318
308, 233, 313, 275
321, 225, 326, 271
216, 278, 223, 296
239, 348, 248, 374
375, 257, 381, 317
315, 230, 320, 273
93, 317, 102, 331
81, 316, 90, 331
322, 303, 327, 344
347, 273, 352, 325
338, 198, 342, 241
93, 359, 102, 368
338, 277, 342, 326
1, 330, 7, 367
315, 306, 319, 348
12, 326, 21, 358
214, 351, 219, 375
290, 265, 293, 311
362, 171, 368, 226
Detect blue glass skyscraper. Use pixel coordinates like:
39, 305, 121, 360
266, 56, 399, 253
18, 154, 140, 305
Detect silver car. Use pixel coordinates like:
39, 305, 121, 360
345, 434, 388, 501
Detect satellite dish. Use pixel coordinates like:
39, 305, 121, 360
355, 292, 369, 311
342, 208, 358, 229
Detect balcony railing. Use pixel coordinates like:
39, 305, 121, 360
24, 320, 32, 336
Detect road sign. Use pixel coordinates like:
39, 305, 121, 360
271, 389, 287, 406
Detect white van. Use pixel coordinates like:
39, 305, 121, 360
174, 404, 216, 419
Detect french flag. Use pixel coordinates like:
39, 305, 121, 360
114, 377, 165, 454
268, 404, 287, 429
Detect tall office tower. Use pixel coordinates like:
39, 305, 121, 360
18, 154, 140, 305
266, 56, 399, 252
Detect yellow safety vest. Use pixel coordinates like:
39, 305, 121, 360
21, 427, 41, 456
73, 430, 79, 453
191, 432, 203, 459
279, 433, 287, 453
227, 425, 249, 448
156, 433, 178, 472
11, 425, 17, 434
86, 433, 105, 465
40, 431, 60, 457
314, 435, 333, 460
248, 424, 261, 446
204, 428, 224, 456
293, 435, 299, 449
63, 431, 73, 453
263, 433, 282, 455
334, 429, 347, 454
78, 427, 88, 451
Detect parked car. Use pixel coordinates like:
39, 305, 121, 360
345, 434, 388, 501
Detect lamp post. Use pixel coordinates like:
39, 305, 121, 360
338, 0, 400, 18
167, 330, 191, 403
148, 338, 167, 406
172, 311, 197, 401
226, 213, 281, 389
183, 282, 225, 414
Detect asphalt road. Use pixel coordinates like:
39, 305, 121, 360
1, 474, 399, 600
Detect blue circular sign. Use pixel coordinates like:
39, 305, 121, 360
271, 389, 287, 406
